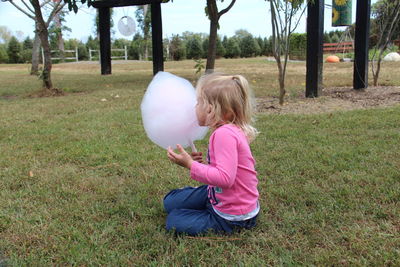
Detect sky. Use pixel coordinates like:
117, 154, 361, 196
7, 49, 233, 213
0, 0, 376, 42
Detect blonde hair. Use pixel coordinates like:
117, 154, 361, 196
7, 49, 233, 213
196, 73, 258, 142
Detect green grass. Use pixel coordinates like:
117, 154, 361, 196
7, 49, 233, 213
0, 59, 399, 265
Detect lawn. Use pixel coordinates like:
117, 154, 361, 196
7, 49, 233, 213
0, 58, 399, 265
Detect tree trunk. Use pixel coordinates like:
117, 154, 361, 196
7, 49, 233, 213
206, 18, 218, 73
54, 12, 65, 62
31, 0, 53, 90
205, 0, 236, 74
275, 56, 286, 105
373, 50, 383, 86
30, 27, 41, 75
206, 0, 218, 73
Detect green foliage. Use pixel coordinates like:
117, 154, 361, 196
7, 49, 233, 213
202, 38, 209, 58
135, 6, 151, 39
77, 43, 88, 61
256, 37, 265, 56
289, 33, 307, 60
169, 35, 186, 61
0, 44, 8, 63
186, 37, 203, 59
263, 37, 273, 56
64, 39, 79, 50
224, 38, 241, 58
20, 49, 33, 63
194, 58, 205, 74
22, 37, 33, 50
216, 36, 226, 58
240, 35, 259, 58
7, 36, 22, 63
86, 36, 99, 50
129, 34, 144, 60
0, 26, 12, 44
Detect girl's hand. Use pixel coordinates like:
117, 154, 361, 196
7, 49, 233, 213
167, 144, 194, 169
190, 151, 203, 163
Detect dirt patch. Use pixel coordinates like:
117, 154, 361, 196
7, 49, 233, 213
256, 86, 400, 114
27, 88, 66, 98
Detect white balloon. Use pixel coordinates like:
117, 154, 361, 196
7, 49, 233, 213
141, 72, 208, 150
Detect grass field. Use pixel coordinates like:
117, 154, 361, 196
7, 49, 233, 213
0, 58, 399, 265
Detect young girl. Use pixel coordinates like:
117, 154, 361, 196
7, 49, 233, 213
164, 73, 259, 236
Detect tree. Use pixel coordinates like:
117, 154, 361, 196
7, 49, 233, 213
240, 35, 259, 58
135, 5, 151, 60
21, 37, 34, 63
205, 0, 236, 73
370, 0, 400, 86
266, 0, 307, 105
4, 0, 67, 76
186, 37, 203, 59
0, 26, 13, 44
23, 37, 33, 50
0, 44, 8, 63
224, 37, 241, 58
169, 35, 186, 61
94, 8, 114, 38
215, 36, 225, 58
129, 33, 145, 60
7, 36, 21, 63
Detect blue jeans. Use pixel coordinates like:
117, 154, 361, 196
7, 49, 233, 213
163, 185, 257, 236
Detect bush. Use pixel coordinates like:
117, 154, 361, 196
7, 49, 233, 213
202, 38, 209, 58
224, 38, 241, 58
186, 37, 203, 59
169, 35, 186, 61
0, 44, 8, 63
20, 49, 32, 63
263, 37, 273, 56
289, 33, 307, 60
77, 43, 88, 61
7, 36, 22, 63
240, 35, 258, 58
216, 37, 225, 58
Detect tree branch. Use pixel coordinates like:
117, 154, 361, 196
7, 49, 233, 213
218, 0, 236, 19
40, 0, 52, 8
45, 2, 67, 27
21, 0, 35, 14
8, 0, 35, 20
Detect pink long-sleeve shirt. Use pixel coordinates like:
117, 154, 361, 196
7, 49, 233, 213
190, 124, 259, 216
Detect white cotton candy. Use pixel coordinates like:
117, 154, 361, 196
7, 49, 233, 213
141, 72, 208, 150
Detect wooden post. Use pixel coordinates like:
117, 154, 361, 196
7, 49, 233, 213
306, 0, 324, 98
353, 0, 371, 90
151, 2, 164, 75
99, 7, 112, 75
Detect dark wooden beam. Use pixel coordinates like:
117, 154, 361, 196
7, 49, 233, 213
99, 7, 111, 75
353, 0, 371, 90
91, 0, 162, 8
306, 0, 324, 98
151, 2, 164, 75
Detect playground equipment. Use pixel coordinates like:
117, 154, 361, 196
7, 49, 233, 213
307, 0, 371, 98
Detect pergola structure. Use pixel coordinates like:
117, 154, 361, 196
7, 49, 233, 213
306, 0, 371, 97
93, 0, 372, 96
92, 0, 164, 75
